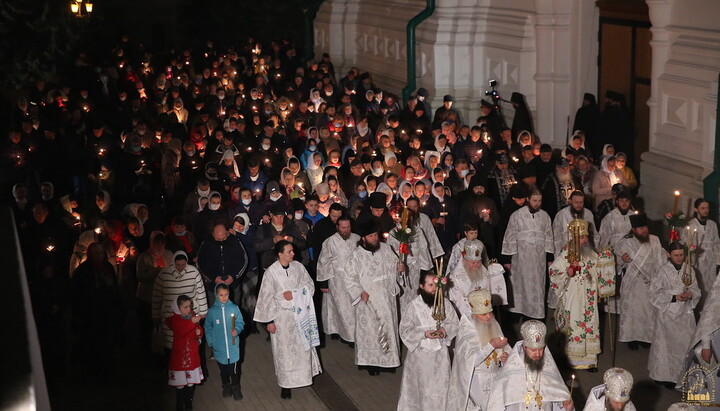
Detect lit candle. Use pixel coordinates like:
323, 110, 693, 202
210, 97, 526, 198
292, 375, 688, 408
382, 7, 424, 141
46, 244, 55, 252
570, 374, 576, 398
416, 129, 422, 134
672, 191, 680, 215
94, 227, 102, 234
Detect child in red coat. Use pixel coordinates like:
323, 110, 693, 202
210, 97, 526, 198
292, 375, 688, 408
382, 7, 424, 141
167, 294, 204, 410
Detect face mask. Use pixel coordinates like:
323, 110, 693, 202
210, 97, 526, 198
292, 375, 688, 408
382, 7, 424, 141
358, 191, 367, 198
198, 188, 210, 197
174, 229, 186, 236
264, 110, 273, 115
308, 145, 317, 152
137, 129, 146, 135
262, 144, 271, 151
242, 198, 252, 206
460, 169, 470, 178
294, 212, 304, 220
209, 203, 220, 211
81, 92, 89, 99
270, 195, 280, 202
131, 146, 142, 153
185, 149, 195, 157
373, 168, 384, 177
217, 94, 225, 100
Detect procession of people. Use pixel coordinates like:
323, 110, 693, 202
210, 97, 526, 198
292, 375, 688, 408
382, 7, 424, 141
5, 33, 720, 411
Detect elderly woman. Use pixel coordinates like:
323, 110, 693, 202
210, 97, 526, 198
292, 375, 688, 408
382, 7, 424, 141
615, 152, 638, 191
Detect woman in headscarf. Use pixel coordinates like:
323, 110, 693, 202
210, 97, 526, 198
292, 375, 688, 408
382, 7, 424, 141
591, 155, 629, 210
300, 132, 320, 168
326, 174, 348, 207
170, 97, 189, 125
305, 151, 325, 188
90, 190, 120, 229
432, 133, 451, 155
287, 156, 311, 192
217, 150, 241, 186
614, 152, 638, 191
69, 230, 98, 278
165, 217, 199, 261
423, 151, 441, 175
440, 152, 455, 174
384, 151, 403, 176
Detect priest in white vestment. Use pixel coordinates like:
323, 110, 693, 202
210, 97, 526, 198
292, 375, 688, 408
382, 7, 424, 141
648, 242, 700, 385
316, 216, 358, 342
502, 189, 554, 320
397, 271, 459, 410
407, 197, 445, 260
345, 220, 403, 375
446, 289, 511, 411
486, 320, 574, 410
549, 219, 616, 370
388, 207, 434, 310
614, 213, 665, 348
583, 368, 636, 411
253, 240, 321, 398
681, 198, 720, 310
449, 239, 507, 318
551, 191, 600, 256
677, 274, 720, 405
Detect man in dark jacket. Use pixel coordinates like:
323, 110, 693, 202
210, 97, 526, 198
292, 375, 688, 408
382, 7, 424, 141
254, 203, 307, 270
197, 224, 248, 306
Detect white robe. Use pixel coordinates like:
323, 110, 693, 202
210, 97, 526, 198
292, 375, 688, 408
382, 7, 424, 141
582, 385, 636, 411
648, 262, 700, 383
615, 234, 665, 343
502, 207, 554, 319
448, 261, 504, 318
486, 342, 571, 411
388, 226, 434, 310
446, 315, 510, 411
345, 242, 402, 368
682, 218, 720, 310
417, 213, 445, 259
397, 295, 459, 411
253, 261, 322, 388
598, 208, 633, 314
316, 232, 359, 342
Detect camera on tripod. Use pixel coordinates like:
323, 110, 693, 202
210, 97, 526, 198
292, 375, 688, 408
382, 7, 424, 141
484, 79, 501, 102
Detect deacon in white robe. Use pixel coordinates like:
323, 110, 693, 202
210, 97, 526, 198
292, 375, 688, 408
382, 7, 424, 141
598, 193, 634, 314
549, 224, 615, 369
446, 289, 511, 411
677, 274, 720, 400
408, 198, 445, 260
682, 200, 720, 310
648, 245, 700, 384
615, 213, 665, 345
501, 191, 554, 320
388, 216, 434, 310
316, 217, 359, 342
583, 368, 636, 411
486, 320, 573, 411
253, 242, 321, 391
397, 272, 459, 411
345, 226, 403, 372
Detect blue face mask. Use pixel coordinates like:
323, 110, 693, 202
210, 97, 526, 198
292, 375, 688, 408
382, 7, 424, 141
358, 191, 367, 198
174, 230, 186, 236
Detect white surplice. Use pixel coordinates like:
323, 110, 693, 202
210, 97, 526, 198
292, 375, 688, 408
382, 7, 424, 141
582, 385, 637, 411
598, 208, 633, 314
316, 232, 360, 342
253, 260, 322, 388
397, 295, 459, 411
345, 242, 402, 368
446, 315, 510, 411
551, 207, 600, 256
388, 226, 434, 310
648, 261, 700, 383
448, 261, 507, 318
614, 234, 665, 343
417, 212, 445, 259
682, 217, 720, 309
486, 341, 571, 411
502, 206, 554, 319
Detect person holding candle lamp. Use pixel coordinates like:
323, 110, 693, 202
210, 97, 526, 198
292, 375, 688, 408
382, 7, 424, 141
681, 198, 720, 310
205, 283, 245, 400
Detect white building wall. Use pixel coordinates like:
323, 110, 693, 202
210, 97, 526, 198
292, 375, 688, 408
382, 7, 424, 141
640, 0, 720, 219
315, 0, 599, 148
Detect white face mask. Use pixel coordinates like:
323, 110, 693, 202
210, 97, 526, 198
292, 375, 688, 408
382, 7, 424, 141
198, 188, 210, 197
262, 144, 271, 151
372, 168, 384, 177
242, 198, 252, 206
460, 169, 470, 178
294, 212, 304, 220
308, 145, 317, 152
209, 203, 220, 211
270, 194, 280, 202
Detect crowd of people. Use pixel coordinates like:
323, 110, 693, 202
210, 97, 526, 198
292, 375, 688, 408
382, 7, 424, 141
2, 34, 719, 411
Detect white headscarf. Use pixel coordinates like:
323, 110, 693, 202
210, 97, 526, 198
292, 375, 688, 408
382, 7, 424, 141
220, 149, 241, 179
234, 213, 251, 235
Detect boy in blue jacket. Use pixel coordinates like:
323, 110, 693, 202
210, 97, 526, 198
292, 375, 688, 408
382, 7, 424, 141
204, 283, 245, 400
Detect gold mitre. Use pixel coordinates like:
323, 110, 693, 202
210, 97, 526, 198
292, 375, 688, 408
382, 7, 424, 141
567, 218, 589, 236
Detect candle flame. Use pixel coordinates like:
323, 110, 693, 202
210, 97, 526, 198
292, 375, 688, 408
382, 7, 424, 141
674, 191, 680, 196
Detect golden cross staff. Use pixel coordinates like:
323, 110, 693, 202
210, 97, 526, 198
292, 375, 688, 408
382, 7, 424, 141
431, 257, 446, 330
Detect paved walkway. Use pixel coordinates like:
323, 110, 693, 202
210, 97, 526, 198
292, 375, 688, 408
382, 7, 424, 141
48, 307, 682, 411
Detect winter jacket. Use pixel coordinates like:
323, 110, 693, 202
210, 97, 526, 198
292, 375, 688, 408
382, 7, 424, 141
204, 285, 244, 364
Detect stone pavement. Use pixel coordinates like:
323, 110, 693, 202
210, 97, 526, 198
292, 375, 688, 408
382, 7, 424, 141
48, 307, 683, 410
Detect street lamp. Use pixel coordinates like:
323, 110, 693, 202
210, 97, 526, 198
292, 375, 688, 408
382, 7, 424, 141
70, 0, 93, 17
